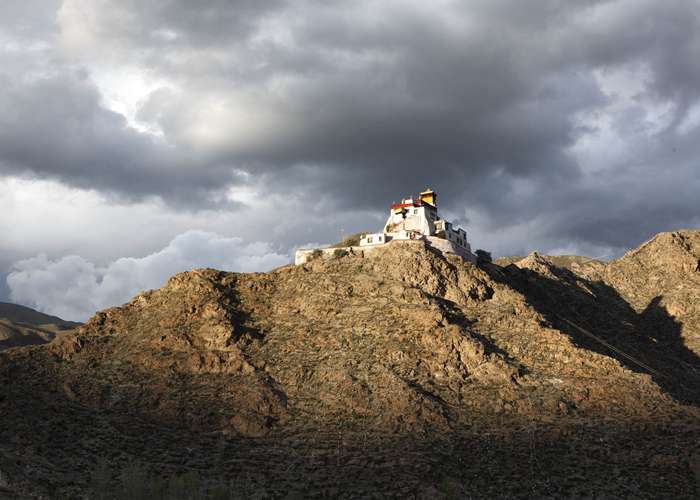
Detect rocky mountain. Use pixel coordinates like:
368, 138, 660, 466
0, 302, 80, 350
1, 231, 699, 499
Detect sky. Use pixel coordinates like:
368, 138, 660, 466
1, 0, 700, 321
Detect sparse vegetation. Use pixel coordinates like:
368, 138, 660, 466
475, 249, 492, 265
310, 248, 323, 260
329, 232, 365, 248
333, 248, 349, 258
118, 462, 153, 499
437, 477, 463, 499
167, 470, 204, 500
3, 230, 700, 499
89, 462, 242, 500
89, 457, 112, 500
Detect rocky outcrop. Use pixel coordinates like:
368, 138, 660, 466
602, 231, 700, 357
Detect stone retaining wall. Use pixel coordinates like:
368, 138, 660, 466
295, 238, 475, 265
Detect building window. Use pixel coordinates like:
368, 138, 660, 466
413, 209, 418, 214
368, 236, 373, 243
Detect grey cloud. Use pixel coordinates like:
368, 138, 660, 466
75, 0, 286, 49
7, 230, 290, 321
0, 0, 61, 40
0, 73, 245, 206
1, 0, 699, 257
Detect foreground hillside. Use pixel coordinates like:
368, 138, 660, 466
0, 302, 80, 350
1, 231, 700, 498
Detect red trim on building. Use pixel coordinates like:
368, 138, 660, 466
390, 201, 423, 209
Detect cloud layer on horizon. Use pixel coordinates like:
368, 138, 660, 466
2, 0, 700, 314
7, 230, 289, 321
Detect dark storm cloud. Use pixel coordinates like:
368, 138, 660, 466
1, 0, 700, 253
82, 0, 286, 48
548, 143, 700, 251
0, 73, 246, 206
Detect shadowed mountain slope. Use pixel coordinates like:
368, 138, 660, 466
0, 302, 80, 350
1, 231, 699, 498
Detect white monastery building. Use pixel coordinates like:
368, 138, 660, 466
295, 189, 476, 264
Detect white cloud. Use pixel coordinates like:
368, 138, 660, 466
0, 175, 371, 272
7, 230, 290, 321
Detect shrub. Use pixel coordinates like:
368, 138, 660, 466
310, 249, 323, 260
167, 470, 202, 500
475, 249, 492, 265
329, 232, 365, 248
209, 481, 234, 500
103, 462, 238, 500
118, 462, 151, 500
333, 248, 349, 258
89, 457, 112, 500
437, 477, 462, 499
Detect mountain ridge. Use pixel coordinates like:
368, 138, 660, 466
1, 230, 699, 498
0, 302, 81, 350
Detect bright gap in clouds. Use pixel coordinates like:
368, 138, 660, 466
7, 230, 290, 322
89, 64, 173, 134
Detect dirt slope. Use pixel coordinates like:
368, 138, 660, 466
1, 232, 699, 498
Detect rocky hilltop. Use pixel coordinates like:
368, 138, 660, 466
1, 231, 700, 498
0, 302, 80, 350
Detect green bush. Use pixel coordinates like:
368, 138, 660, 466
475, 249, 492, 265
333, 248, 349, 258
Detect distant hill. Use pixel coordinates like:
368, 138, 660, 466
0, 302, 80, 350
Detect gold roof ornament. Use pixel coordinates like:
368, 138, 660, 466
419, 188, 437, 207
